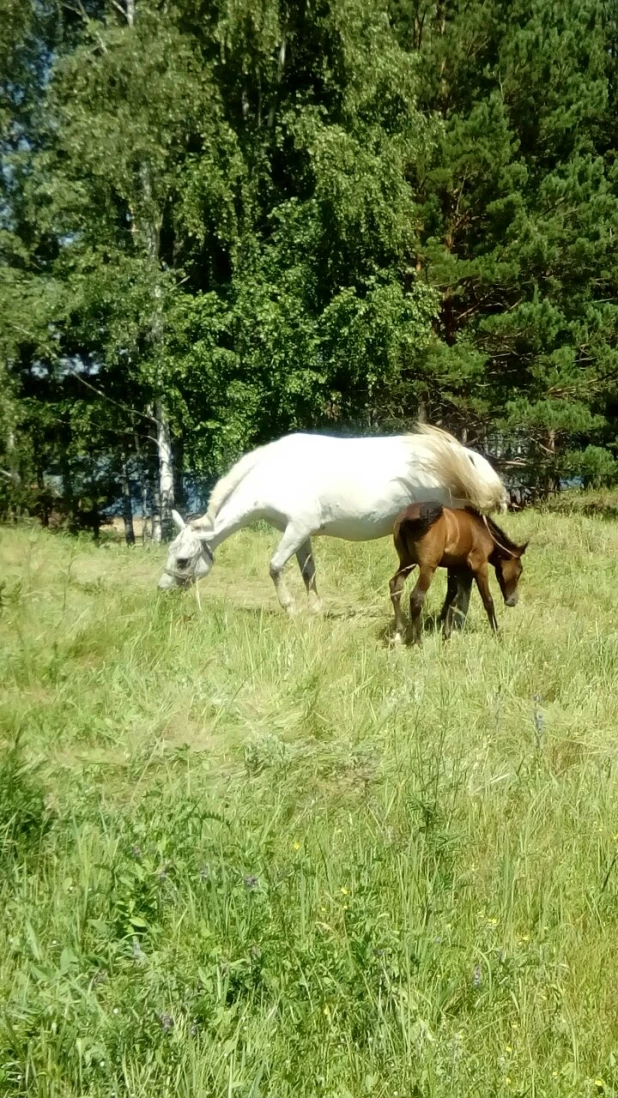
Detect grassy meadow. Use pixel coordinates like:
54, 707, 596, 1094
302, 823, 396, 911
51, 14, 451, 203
2, 509, 618, 1097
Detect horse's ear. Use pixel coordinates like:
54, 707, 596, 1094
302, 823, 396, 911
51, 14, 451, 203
518, 541, 529, 555
171, 509, 186, 531
195, 529, 213, 542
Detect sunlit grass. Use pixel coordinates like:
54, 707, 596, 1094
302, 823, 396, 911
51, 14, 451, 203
2, 512, 618, 1096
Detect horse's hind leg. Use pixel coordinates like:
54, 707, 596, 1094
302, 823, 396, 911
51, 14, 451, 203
270, 524, 313, 615
389, 565, 414, 643
454, 571, 472, 626
441, 570, 472, 638
409, 565, 435, 645
296, 539, 321, 613
439, 571, 459, 628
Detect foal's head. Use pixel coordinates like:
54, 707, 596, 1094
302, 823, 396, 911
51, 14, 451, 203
494, 552, 525, 606
485, 515, 528, 607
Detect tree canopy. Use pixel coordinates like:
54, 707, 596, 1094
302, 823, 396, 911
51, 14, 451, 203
2, 0, 618, 535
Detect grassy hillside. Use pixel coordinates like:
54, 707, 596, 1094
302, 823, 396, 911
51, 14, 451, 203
2, 513, 618, 1097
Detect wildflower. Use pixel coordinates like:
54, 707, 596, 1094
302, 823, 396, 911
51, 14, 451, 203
505, 1078, 512, 1086
130, 844, 142, 860
199, 865, 210, 880
293, 842, 301, 851
473, 963, 482, 988
533, 695, 544, 744
243, 875, 259, 890
340, 887, 349, 896
132, 939, 145, 962
159, 1012, 174, 1033
505, 1045, 512, 1053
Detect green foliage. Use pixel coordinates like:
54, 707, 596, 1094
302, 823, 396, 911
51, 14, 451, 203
2, 0, 618, 523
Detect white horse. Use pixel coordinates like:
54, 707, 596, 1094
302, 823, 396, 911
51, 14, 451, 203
157, 425, 507, 614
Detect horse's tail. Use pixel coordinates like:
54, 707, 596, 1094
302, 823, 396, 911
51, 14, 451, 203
199, 442, 271, 527
415, 423, 506, 514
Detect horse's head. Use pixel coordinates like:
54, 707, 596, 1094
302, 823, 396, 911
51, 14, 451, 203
157, 510, 214, 590
494, 542, 528, 607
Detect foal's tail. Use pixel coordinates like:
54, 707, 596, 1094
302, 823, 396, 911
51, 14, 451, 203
394, 502, 444, 568
399, 501, 444, 540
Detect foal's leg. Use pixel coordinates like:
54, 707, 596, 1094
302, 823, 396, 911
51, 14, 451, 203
409, 565, 435, 645
296, 539, 321, 613
269, 524, 313, 615
389, 564, 415, 643
474, 564, 499, 633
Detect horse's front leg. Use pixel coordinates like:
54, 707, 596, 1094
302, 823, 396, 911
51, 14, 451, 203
409, 565, 435, 645
270, 524, 313, 615
296, 539, 321, 614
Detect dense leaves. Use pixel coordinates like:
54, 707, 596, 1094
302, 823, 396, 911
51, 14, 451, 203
2, 0, 618, 532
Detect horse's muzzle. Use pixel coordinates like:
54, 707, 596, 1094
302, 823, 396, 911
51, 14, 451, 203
505, 593, 519, 607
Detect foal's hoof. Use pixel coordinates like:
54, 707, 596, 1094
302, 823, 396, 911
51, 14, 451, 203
389, 631, 405, 646
308, 596, 323, 615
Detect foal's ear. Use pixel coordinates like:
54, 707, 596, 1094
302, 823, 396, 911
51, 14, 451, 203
518, 541, 529, 555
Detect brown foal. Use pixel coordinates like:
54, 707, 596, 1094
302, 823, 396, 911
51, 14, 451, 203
389, 502, 528, 645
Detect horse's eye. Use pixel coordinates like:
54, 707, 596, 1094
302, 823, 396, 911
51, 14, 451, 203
176, 558, 189, 569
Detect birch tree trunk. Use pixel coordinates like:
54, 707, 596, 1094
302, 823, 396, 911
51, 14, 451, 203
132, 164, 175, 544
121, 454, 136, 545
154, 402, 174, 541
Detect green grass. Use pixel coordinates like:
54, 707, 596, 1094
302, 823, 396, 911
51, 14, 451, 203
2, 512, 618, 1097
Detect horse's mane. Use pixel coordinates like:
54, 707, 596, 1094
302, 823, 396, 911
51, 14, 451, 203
412, 423, 506, 514
483, 513, 523, 555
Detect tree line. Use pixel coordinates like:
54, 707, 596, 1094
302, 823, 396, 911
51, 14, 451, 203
2, 0, 618, 540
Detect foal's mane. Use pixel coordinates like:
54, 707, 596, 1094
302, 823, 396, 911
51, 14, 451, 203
463, 507, 521, 555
